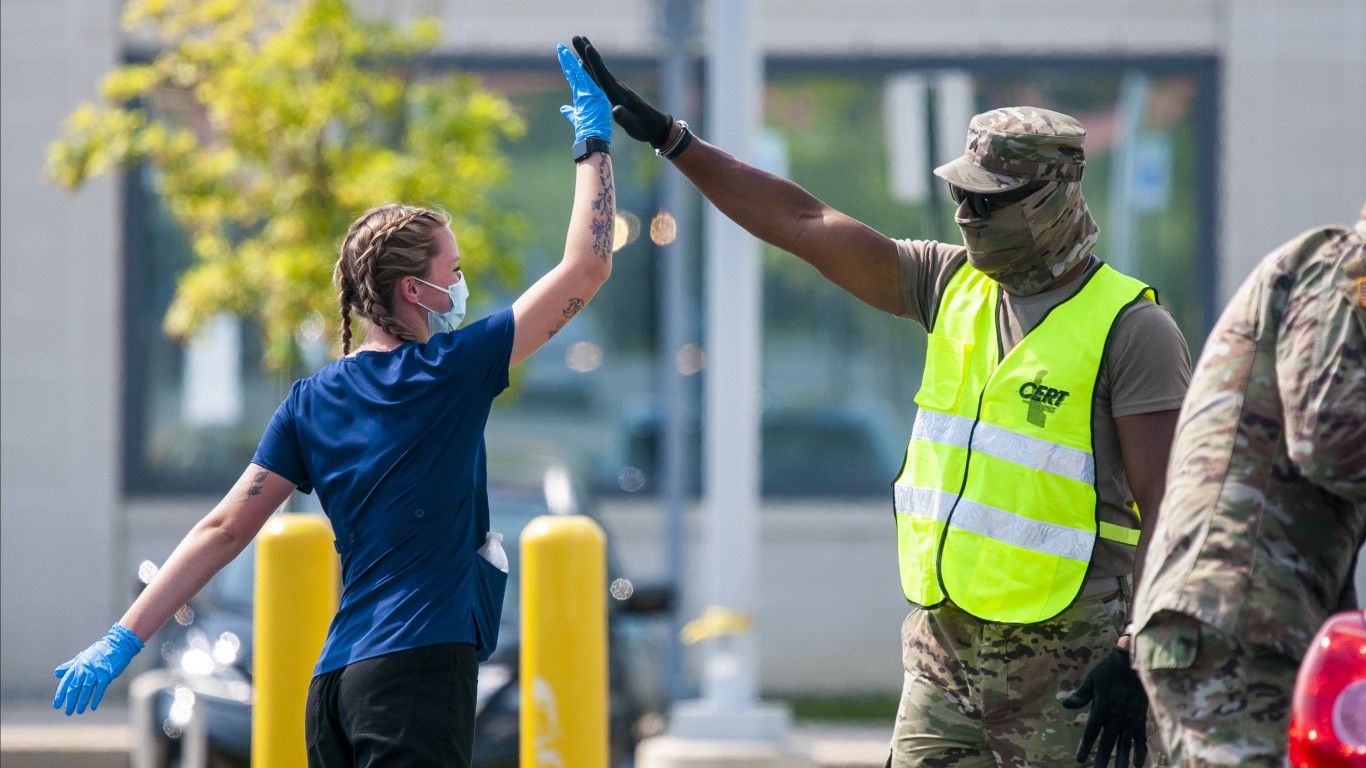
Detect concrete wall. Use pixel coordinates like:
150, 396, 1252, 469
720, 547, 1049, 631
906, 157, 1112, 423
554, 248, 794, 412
1219, 0, 1366, 295
1, 0, 123, 699
3, 0, 1365, 702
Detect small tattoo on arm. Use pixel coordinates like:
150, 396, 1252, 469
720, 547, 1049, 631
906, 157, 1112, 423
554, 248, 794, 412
548, 298, 585, 340
239, 471, 268, 500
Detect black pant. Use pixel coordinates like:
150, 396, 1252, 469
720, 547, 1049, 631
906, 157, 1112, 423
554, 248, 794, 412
305, 643, 478, 768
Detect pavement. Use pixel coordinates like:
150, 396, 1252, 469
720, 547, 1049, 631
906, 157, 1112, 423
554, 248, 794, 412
1, 700, 133, 768
1, 698, 889, 768
774, 723, 890, 767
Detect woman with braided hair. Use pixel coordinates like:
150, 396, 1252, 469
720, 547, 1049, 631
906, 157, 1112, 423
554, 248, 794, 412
51, 43, 613, 768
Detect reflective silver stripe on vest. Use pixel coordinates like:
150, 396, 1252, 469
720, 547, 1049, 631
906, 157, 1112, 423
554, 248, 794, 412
893, 484, 957, 521
894, 483, 1095, 561
912, 410, 1095, 483
911, 409, 975, 449
951, 497, 1094, 561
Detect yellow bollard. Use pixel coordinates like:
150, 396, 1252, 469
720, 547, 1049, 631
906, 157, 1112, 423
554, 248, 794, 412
521, 515, 608, 768
253, 513, 338, 768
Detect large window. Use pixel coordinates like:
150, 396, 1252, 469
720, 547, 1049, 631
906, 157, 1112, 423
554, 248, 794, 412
122, 165, 295, 493
123, 54, 1217, 497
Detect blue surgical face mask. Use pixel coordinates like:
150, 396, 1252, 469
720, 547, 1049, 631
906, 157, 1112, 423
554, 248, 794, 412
414, 274, 468, 336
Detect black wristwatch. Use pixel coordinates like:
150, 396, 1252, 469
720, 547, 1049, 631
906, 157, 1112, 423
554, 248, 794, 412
572, 137, 610, 163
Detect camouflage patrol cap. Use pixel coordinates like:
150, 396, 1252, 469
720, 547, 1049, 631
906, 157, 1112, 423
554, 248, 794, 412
933, 106, 1087, 193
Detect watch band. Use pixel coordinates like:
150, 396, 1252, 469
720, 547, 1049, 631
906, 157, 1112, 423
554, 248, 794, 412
657, 120, 693, 159
572, 137, 610, 163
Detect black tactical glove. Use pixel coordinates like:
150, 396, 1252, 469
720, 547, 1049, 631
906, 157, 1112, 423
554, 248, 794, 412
1062, 647, 1149, 768
572, 35, 674, 149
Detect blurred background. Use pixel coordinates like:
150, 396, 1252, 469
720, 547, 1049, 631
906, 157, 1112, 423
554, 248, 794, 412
3, 0, 1364, 719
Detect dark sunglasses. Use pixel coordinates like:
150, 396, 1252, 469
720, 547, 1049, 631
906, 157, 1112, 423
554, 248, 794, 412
949, 181, 1047, 219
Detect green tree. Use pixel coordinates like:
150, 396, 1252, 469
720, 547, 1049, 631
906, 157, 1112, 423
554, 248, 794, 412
48, 0, 527, 370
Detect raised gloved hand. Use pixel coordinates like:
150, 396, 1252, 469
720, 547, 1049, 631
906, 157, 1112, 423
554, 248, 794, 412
572, 35, 673, 149
53, 624, 144, 715
1062, 647, 1149, 767
557, 43, 611, 146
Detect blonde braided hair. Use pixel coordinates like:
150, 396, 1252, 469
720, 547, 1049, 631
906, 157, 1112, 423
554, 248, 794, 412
334, 204, 451, 354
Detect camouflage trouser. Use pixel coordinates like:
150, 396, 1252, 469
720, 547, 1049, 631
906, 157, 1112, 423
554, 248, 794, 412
1135, 612, 1296, 767
890, 591, 1157, 767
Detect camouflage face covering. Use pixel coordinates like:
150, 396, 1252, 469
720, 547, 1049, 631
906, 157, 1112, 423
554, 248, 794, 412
958, 181, 1099, 296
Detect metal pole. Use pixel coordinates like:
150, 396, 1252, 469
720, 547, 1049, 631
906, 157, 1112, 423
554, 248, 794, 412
664, 0, 790, 743
655, 0, 700, 706
701, 0, 761, 714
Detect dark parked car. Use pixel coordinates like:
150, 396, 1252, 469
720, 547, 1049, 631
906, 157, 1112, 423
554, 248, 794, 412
130, 467, 673, 768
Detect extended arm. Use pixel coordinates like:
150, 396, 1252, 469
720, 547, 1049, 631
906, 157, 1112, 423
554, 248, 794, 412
572, 35, 901, 315
53, 464, 294, 714
670, 136, 902, 314
117, 465, 295, 639
510, 44, 615, 367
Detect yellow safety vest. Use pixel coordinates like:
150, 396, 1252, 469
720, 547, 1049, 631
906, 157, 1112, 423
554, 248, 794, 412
894, 262, 1154, 624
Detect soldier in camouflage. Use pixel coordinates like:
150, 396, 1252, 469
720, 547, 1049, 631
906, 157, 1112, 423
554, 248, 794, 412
574, 37, 1191, 768
888, 107, 1185, 768
1131, 202, 1366, 766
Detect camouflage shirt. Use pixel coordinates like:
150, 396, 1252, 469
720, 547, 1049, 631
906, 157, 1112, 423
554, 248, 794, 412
1132, 217, 1366, 659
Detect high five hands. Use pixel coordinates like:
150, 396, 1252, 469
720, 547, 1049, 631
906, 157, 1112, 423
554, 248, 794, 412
571, 36, 675, 151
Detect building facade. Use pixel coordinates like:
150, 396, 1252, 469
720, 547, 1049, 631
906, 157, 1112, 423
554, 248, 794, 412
3, 0, 1365, 701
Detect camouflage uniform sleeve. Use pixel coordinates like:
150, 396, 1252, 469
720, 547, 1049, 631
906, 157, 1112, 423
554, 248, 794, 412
1277, 228, 1366, 500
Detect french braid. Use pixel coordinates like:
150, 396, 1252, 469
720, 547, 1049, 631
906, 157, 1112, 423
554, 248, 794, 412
334, 204, 451, 354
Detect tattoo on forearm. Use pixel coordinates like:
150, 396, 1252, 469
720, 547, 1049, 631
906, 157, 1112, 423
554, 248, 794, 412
589, 155, 615, 262
590, 217, 610, 260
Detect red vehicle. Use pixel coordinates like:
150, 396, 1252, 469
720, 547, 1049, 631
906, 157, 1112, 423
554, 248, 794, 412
1287, 609, 1366, 768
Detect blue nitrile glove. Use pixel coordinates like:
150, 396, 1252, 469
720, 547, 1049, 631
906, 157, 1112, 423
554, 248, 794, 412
1062, 647, 1150, 768
557, 43, 611, 145
573, 35, 674, 149
53, 623, 144, 715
